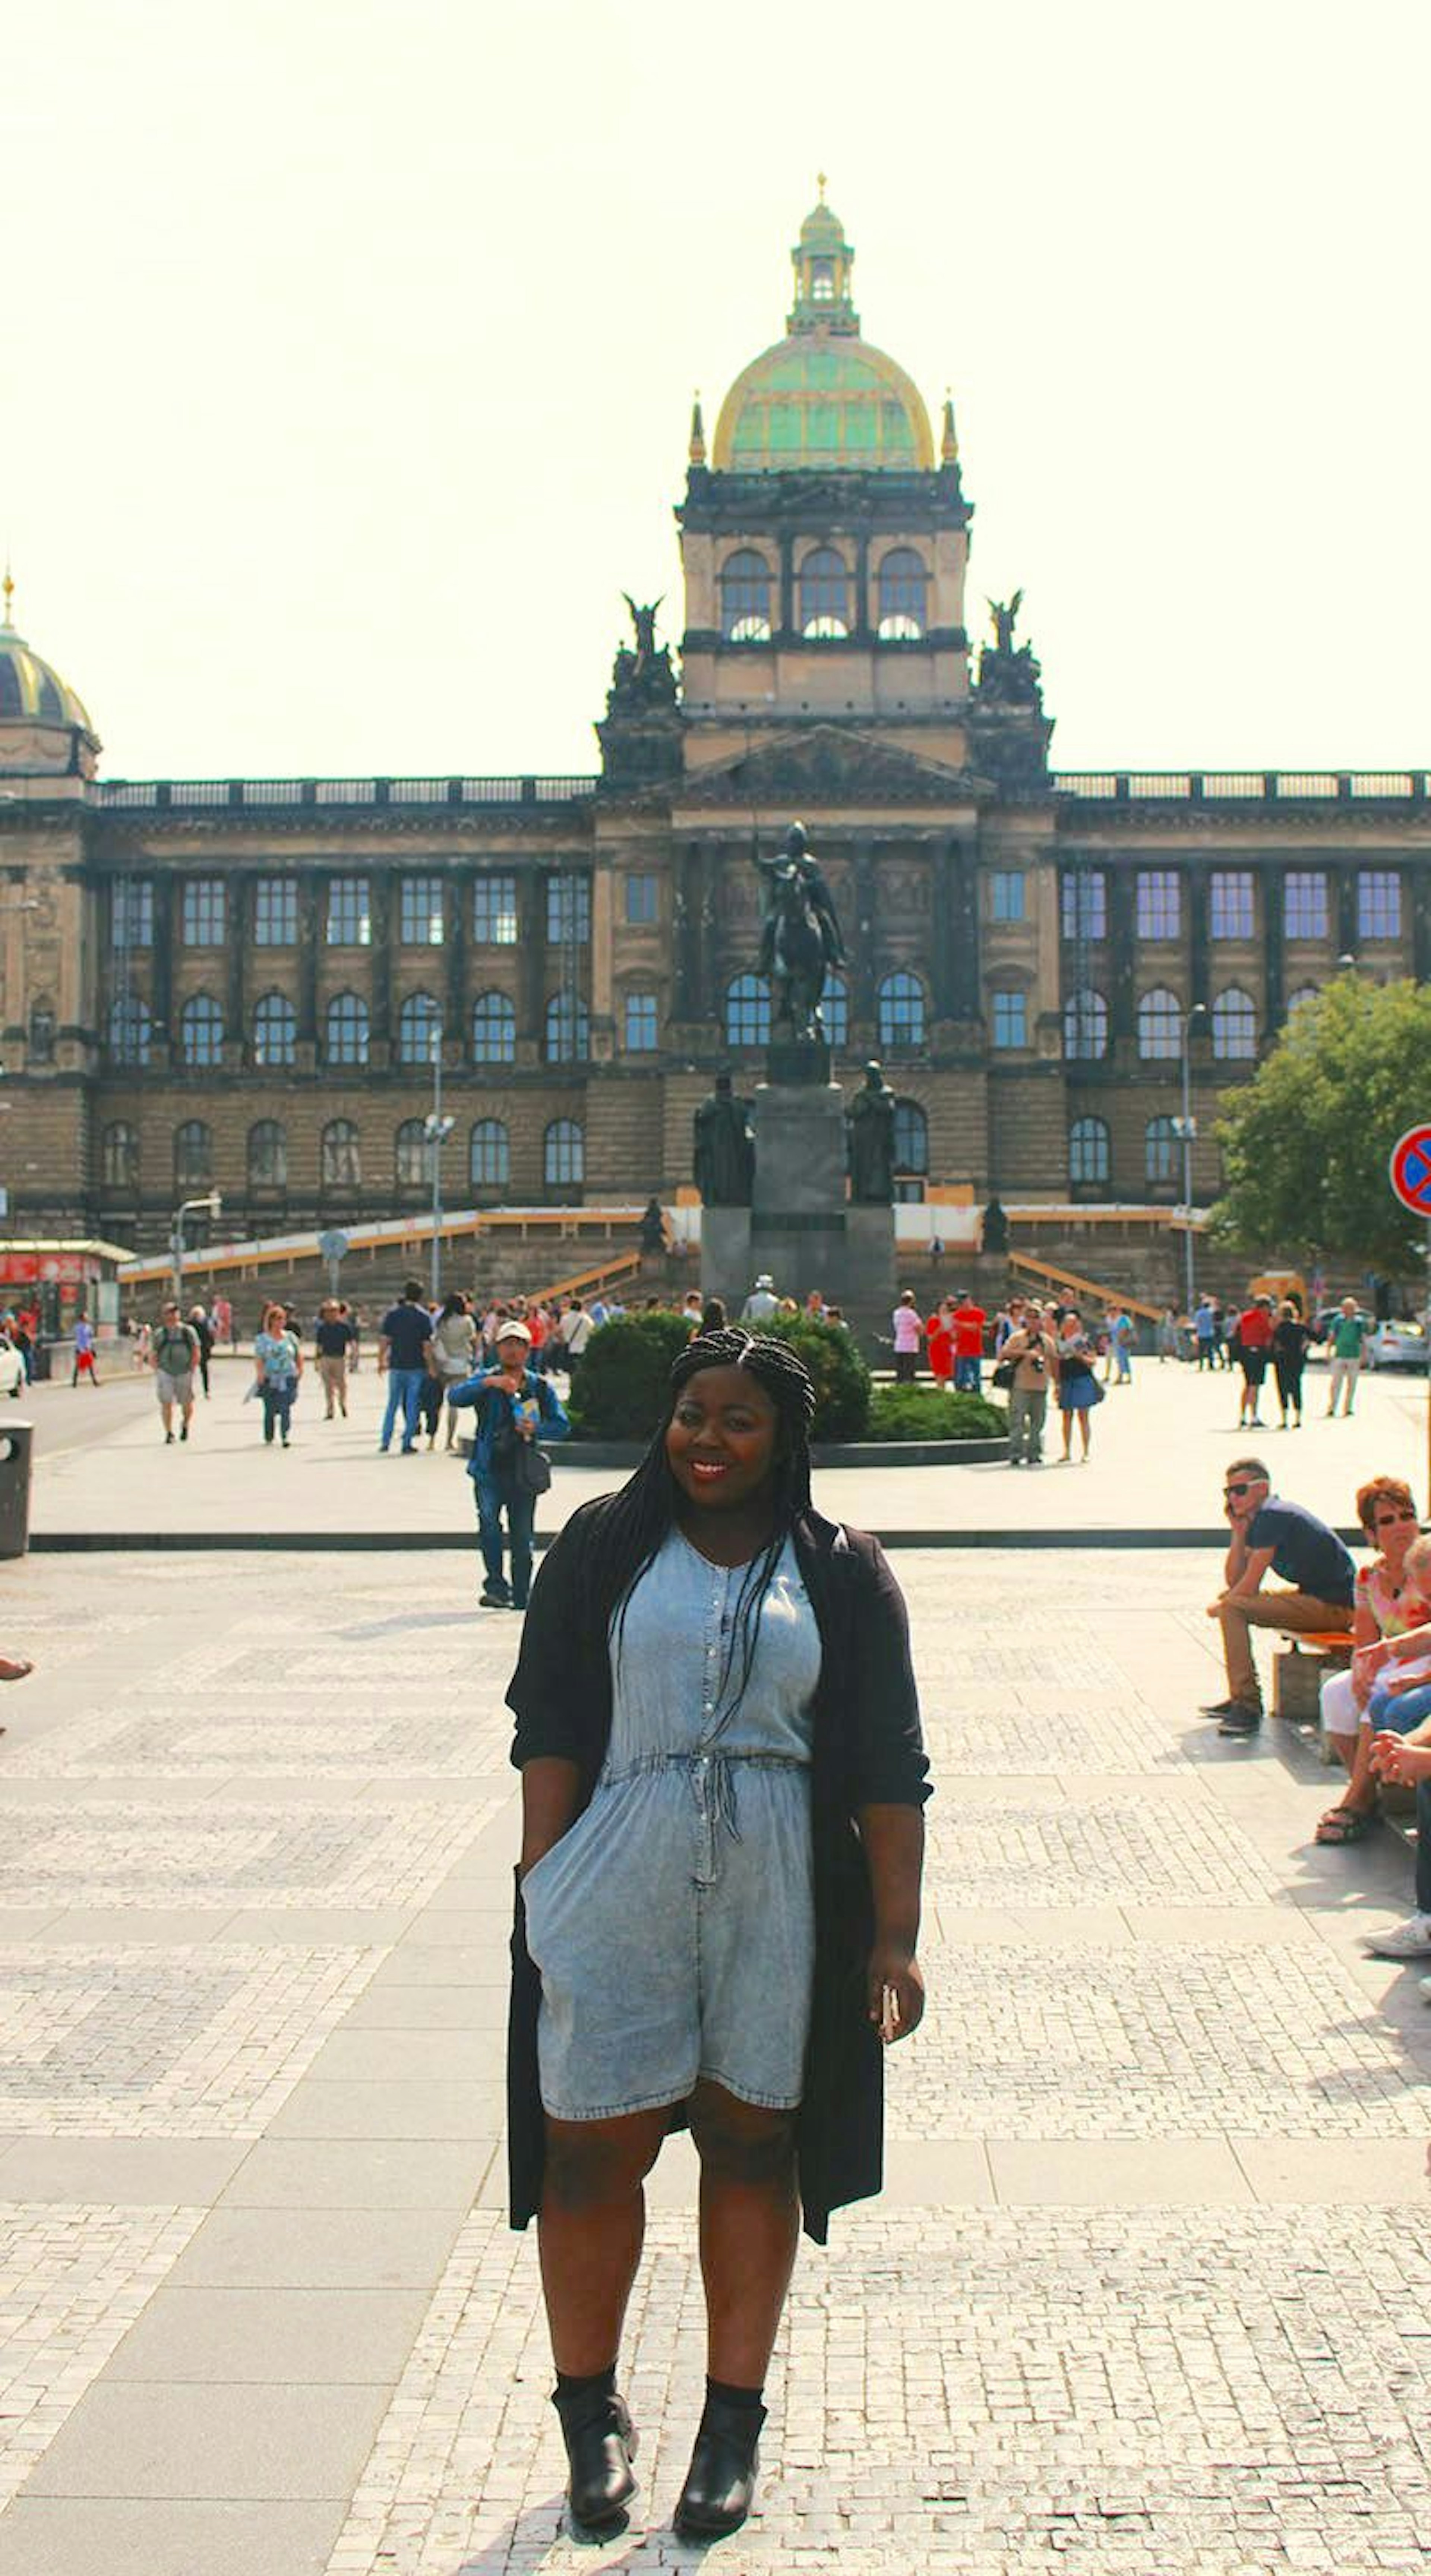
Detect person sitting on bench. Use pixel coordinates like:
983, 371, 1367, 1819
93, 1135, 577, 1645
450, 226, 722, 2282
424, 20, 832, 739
1203, 1459, 1355, 1737
1317, 1478, 1427, 1844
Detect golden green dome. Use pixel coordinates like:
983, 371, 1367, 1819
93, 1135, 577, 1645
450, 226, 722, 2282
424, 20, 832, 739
0, 578, 94, 735
710, 192, 934, 474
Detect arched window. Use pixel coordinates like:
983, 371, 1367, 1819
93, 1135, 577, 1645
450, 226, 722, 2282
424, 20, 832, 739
1063, 988, 1109, 1060
720, 549, 773, 643
108, 995, 151, 1067
724, 973, 771, 1049
544, 991, 590, 1063
247, 1120, 287, 1188
1069, 1116, 1111, 1186
173, 1121, 212, 1190
179, 994, 224, 1068
1146, 1115, 1180, 1184
876, 548, 928, 640
1287, 983, 1321, 1016
398, 992, 442, 1067
1212, 987, 1257, 1060
1136, 987, 1182, 1060
395, 1118, 429, 1187
252, 991, 296, 1068
894, 1099, 929, 1174
798, 547, 850, 639
326, 991, 369, 1067
470, 1118, 510, 1190
471, 989, 515, 1065
822, 971, 849, 1049
101, 1122, 138, 1191
544, 1118, 584, 1187
878, 970, 926, 1052
321, 1119, 361, 1187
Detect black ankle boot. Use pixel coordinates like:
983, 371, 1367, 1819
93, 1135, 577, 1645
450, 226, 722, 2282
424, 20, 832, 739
674, 2392, 765, 2539
553, 2385, 638, 2532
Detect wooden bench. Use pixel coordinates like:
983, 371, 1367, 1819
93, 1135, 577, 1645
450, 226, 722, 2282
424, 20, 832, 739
1273, 1629, 1354, 1746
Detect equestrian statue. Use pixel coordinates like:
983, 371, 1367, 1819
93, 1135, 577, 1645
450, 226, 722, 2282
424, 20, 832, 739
753, 820, 847, 1044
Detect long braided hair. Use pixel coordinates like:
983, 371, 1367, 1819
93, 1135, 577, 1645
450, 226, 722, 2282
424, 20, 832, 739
584, 1328, 818, 1721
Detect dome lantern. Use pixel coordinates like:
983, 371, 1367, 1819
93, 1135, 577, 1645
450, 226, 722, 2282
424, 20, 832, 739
711, 195, 934, 475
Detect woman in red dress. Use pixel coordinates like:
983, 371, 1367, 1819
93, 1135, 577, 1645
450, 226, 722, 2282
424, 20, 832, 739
925, 1298, 955, 1386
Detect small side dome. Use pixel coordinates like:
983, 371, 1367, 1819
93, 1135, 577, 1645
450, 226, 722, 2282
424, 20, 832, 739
0, 577, 100, 776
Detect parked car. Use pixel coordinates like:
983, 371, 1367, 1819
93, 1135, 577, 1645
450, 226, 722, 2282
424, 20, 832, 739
1365, 1321, 1430, 1371
0, 1343, 24, 1399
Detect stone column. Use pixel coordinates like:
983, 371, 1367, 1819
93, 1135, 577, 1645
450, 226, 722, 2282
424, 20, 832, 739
296, 872, 319, 1048
1188, 860, 1210, 1010
852, 838, 877, 1023
1414, 868, 1431, 985
949, 834, 981, 1020
226, 875, 249, 1053
931, 836, 956, 1018
698, 845, 720, 1022
519, 869, 547, 1055
673, 841, 701, 1019
1263, 869, 1285, 1035
445, 867, 469, 1048
590, 853, 615, 1057
150, 874, 174, 1068
1108, 865, 1136, 1045
1334, 861, 1358, 960
854, 532, 871, 640
369, 869, 394, 1051
778, 533, 795, 638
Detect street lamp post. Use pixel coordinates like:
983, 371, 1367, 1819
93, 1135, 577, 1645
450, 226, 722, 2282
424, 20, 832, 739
423, 1031, 456, 1302
1174, 1001, 1207, 1319
171, 1192, 223, 1307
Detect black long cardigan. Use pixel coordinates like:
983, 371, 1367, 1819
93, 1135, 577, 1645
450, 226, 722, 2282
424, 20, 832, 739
503, 1498, 931, 2245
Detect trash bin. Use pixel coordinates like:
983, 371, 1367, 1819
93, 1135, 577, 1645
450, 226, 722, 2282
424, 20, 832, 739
30, 1343, 51, 1383
0, 1420, 34, 1560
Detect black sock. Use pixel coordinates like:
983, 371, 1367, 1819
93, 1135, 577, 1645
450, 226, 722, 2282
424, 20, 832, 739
705, 2375, 764, 2414
554, 2363, 616, 2415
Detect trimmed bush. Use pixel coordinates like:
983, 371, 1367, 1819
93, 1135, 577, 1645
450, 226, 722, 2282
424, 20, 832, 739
762, 1313, 871, 1443
567, 1309, 692, 1443
867, 1385, 1007, 1442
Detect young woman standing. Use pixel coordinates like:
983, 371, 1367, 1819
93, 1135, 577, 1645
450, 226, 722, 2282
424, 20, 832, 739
505, 1329, 929, 2540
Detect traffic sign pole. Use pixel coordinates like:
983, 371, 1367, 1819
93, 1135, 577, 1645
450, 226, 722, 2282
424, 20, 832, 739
1388, 1129, 1431, 1511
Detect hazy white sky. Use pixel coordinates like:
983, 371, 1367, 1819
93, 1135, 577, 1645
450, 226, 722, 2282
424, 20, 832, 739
4, 0, 1427, 782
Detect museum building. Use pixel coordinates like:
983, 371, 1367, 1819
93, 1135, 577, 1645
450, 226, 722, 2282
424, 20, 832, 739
4, 190, 1430, 1254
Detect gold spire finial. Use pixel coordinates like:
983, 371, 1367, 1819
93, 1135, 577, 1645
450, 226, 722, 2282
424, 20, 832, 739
0, 564, 13, 630
941, 392, 958, 463
689, 391, 707, 465
817, 170, 827, 201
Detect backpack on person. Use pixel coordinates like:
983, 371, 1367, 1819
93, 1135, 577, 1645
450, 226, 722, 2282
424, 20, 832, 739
154, 1323, 197, 1374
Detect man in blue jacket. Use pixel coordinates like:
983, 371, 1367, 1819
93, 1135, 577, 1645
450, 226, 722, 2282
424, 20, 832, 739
447, 1320, 569, 1611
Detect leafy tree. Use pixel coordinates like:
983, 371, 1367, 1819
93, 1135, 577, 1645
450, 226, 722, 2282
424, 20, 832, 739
1211, 975, 1431, 1274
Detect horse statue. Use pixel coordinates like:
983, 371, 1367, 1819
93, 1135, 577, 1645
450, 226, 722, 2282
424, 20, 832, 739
753, 821, 846, 1044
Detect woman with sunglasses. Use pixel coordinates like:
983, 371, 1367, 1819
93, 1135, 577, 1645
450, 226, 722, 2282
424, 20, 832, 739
1317, 1477, 1427, 1843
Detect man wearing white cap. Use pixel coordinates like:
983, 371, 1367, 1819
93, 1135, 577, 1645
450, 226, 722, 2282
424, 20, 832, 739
447, 1322, 571, 1611
741, 1273, 780, 1323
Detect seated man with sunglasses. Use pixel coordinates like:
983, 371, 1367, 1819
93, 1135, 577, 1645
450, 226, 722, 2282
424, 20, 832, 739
1204, 1460, 1356, 1735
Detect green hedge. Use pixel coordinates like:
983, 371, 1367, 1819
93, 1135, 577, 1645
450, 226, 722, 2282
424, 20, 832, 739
566, 1309, 874, 1445
566, 1309, 692, 1443
866, 1385, 1007, 1442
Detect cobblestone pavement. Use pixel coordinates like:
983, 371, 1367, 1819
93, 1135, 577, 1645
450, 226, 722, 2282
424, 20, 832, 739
0, 1541, 1426, 2574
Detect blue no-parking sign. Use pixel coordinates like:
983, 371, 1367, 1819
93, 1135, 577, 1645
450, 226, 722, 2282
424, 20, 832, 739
1389, 1127, 1431, 1217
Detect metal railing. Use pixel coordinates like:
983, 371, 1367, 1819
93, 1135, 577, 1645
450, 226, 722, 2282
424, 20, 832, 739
97, 774, 599, 813
1056, 770, 1429, 802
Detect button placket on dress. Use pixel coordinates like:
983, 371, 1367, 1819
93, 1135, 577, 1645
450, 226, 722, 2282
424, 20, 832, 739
692, 1562, 732, 1889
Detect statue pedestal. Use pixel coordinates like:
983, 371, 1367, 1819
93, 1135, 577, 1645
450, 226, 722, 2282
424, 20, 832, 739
701, 1080, 896, 1351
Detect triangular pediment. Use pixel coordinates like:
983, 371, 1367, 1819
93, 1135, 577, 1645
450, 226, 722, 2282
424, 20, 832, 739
677, 724, 978, 811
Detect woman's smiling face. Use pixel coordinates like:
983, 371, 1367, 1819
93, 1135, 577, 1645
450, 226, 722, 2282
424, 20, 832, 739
665, 1365, 780, 1512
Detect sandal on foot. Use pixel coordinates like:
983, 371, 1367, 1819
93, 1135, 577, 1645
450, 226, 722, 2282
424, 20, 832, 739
1315, 1808, 1376, 1846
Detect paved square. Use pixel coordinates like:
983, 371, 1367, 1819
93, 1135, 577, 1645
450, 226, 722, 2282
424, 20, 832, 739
0, 1800, 500, 1909
0, 2205, 203, 2507
885, 1941, 1431, 2138
0, 1947, 380, 2134
320, 2205, 1431, 2575
923, 1793, 1279, 1907
0, 1532, 1426, 2570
